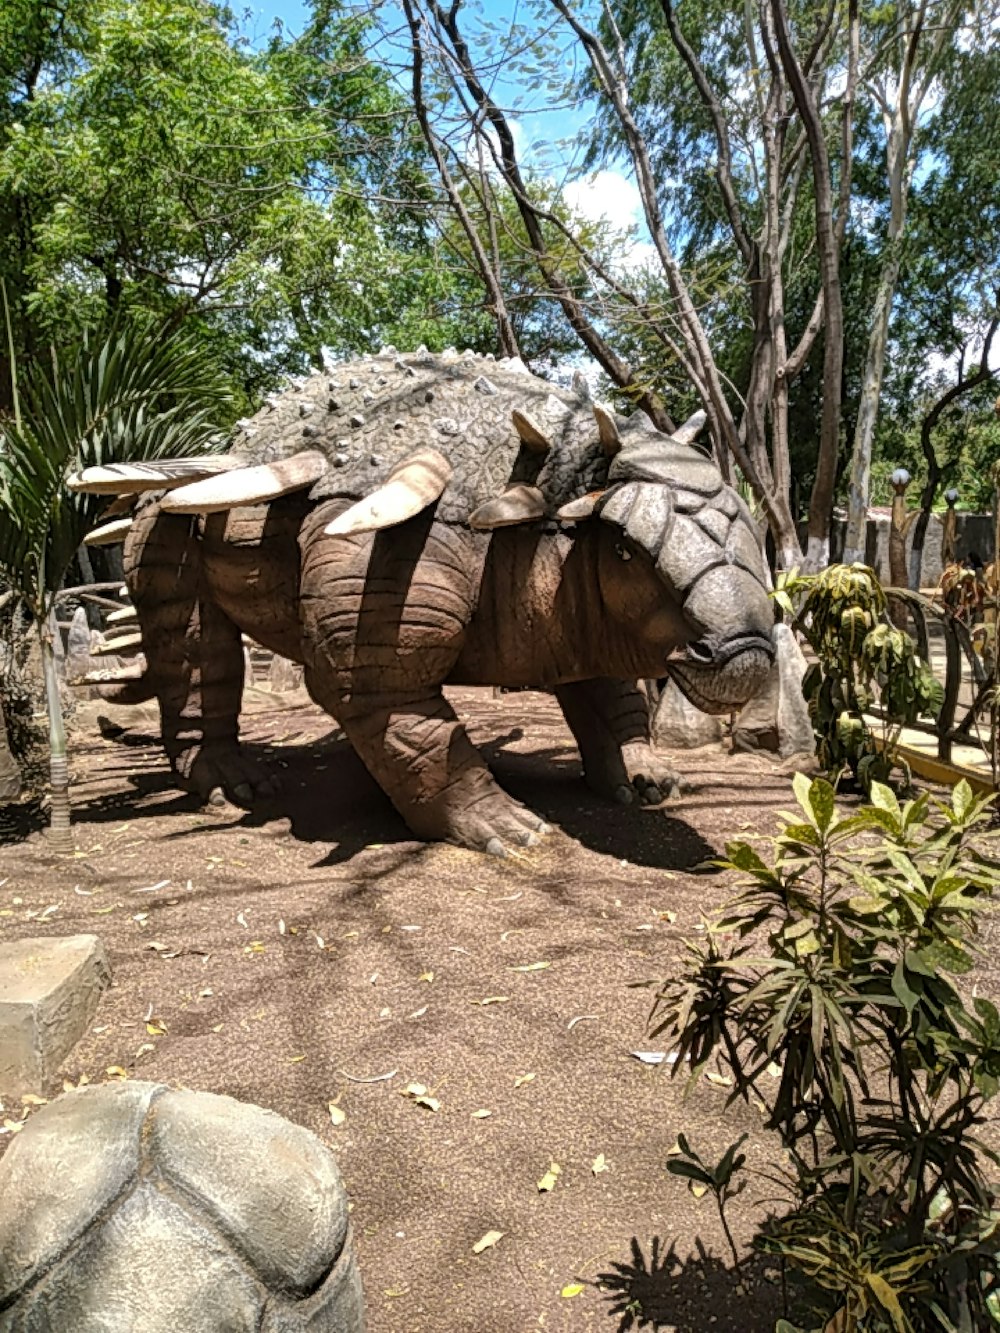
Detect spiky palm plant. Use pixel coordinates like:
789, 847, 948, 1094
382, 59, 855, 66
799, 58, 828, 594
0, 314, 231, 849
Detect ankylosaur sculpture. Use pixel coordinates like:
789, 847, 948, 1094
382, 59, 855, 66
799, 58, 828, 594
71, 349, 774, 853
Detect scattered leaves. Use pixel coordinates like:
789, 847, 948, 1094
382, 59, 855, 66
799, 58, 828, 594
401, 1082, 440, 1112
418, 970, 434, 982
514, 1072, 535, 1088
592, 1154, 608, 1174
561, 1283, 585, 1299
510, 961, 550, 973
537, 1162, 561, 1192
473, 1230, 503, 1254
328, 1102, 347, 1127
471, 1109, 492, 1119
472, 996, 509, 1006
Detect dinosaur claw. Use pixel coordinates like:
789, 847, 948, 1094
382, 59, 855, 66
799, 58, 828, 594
232, 782, 254, 803
207, 786, 227, 808
614, 784, 634, 805
485, 836, 508, 858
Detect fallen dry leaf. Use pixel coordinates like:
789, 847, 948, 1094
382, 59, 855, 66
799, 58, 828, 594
537, 1162, 561, 1192
690, 1181, 708, 1200
328, 1102, 346, 1127
401, 1082, 440, 1112
592, 1154, 608, 1174
513, 1072, 535, 1088
561, 1283, 585, 1299
472, 1230, 504, 1255
472, 996, 509, 1006
509, 961, 551, 973
471, 1109, 492, 1119
705, 1071, 733, 1087
418, 970, 434, 982
408, 1006, 428, 1019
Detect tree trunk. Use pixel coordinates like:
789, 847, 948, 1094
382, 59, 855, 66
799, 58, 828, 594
842, 244, 903, 563
41, 613, 72, 852
0, 692, 21, 804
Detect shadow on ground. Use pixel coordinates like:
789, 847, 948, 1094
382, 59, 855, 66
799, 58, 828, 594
596, 1236, 784, 1332
39, 718, 728, 872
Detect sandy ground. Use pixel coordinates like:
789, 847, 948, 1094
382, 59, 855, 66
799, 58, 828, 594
0, 685, 914, 1331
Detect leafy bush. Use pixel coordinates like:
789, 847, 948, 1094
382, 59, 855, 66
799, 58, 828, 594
648, 775, 1000, 1331
775, 564, 943, 791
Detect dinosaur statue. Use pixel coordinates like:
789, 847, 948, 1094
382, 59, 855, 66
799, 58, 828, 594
70, 349, 774, 853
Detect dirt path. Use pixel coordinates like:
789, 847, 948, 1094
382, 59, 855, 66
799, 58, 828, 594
1, 687, 805, 1331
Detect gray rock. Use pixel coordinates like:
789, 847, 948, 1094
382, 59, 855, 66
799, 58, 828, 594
269, 655, 303, 693
0, 935, 111, 1096
0, 1083, 365, 1332
733, 624, 813, 758
774, 623, 814, 757
651, 678, 724, 749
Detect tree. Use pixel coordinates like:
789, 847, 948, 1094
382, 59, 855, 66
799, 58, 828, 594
840, 0, 967, 563
399, 0, 862, 566
0, 317, 230, 848
0, 0, 450, 407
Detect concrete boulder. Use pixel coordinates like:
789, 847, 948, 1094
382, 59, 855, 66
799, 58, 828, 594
0, 1082, 365, 1332
651, 678, 724, 749
733, 623, 814, 758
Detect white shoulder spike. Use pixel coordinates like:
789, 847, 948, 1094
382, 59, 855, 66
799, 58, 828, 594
85, 517, 133, 546
511, 409, 551, 453
593, 404, 622, 458
672, 409, 707, 445
556, 491, 605, 522
324, 448, 452, 537
161, 451, 327, 514
67, 456, 237, 495
92, 631, 143, 656
468, 484, 546, 531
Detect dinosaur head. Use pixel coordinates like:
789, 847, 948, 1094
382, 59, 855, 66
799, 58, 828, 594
570, 412, 775, 714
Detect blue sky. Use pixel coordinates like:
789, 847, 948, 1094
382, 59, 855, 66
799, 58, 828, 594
251, 0, 648, 245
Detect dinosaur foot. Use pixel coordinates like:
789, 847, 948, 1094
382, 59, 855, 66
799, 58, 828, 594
411, 790, 550, 856
173, 744, 278, 808
593, 746, 686, 808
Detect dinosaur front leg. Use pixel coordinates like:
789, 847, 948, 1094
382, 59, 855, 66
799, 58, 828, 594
310, 679, 547, 853
555, 677, 683, 806
125, 504, 271, 805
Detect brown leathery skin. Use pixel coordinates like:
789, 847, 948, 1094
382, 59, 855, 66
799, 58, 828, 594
124, 503, 278, 804
113, 350, 778, 850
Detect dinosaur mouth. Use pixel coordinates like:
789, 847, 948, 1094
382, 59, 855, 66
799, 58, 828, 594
666, 642, 774, 715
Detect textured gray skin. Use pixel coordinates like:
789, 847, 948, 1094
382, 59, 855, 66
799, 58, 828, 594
239, 349, 611, 522
0, 1083, 364, 1332
117, 348, 775, 852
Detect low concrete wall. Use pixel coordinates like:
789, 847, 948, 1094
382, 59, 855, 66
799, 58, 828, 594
828, 513, 994, 587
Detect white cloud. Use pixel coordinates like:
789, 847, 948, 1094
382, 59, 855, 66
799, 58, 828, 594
563, 169, 642, 234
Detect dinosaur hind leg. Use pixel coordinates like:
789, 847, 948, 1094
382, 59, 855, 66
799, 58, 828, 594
125, 504, 273, 805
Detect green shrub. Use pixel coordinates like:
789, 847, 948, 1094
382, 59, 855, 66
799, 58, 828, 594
647, 775, 1000, 1331
774, 564, 943, 791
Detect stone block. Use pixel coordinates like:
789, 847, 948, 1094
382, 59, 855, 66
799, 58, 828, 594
0, 936, 111, 1096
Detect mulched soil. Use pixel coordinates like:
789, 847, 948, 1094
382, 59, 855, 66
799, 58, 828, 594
0, 686, 908, 1331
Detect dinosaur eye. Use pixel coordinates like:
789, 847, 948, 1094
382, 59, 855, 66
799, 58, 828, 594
615, 541, 632, 562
